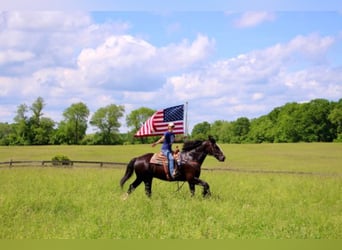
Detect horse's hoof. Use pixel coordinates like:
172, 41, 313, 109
121, 193, 129, 200
203, 191, 211, 198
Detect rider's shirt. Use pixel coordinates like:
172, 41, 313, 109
161, 131, 175, 151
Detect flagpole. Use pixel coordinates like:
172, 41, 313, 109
184, 101, 189, 137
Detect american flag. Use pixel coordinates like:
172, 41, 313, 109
135, 104, 184, 137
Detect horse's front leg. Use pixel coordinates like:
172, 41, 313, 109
188, 182, 195, 196
193, 177, 211, 197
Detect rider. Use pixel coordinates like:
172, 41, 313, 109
152, 122, 180, 179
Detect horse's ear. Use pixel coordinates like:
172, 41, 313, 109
208, 135, 216, 143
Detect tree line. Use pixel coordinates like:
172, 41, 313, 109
191, 98, 342, 143
0, 97, 125, 145
0, 97, 341, 145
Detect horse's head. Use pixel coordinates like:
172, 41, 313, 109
205, 136, 226, 162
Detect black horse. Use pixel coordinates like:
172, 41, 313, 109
120, 136, 225, 198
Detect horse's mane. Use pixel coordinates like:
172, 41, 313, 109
182, 140, 203, 152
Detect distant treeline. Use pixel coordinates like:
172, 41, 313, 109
191, 98, 342, 143
0, 98, 341, 145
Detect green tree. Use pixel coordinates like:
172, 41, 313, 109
273, 102, 301, 142
51, 121, 68, 144
231, 117, 250, 143
0, 123, 13, 145
328, 98, 342, 141
32, 117, 55, 145
210, 120, 225, 142
28, 97, 55, 145
30, 97, 45, 126
220, 122, 234, 143
61, 102, 89, 144
248, 115, 275, 143
12, 104, 30, 144
299, 99, 333, 142
90, 104, 125, 144
191, 121, 211, 140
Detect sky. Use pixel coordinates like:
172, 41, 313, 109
0, 1, 341, 133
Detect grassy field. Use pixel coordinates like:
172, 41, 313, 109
0, 143, 341, 239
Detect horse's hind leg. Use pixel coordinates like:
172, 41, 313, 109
127, 178, 143, 194
144, 179, 153, 198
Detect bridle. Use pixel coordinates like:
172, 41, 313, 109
205, 140, 223, 160
181, 139, 223, 164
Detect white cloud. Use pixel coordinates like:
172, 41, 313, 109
73, 33, 214, 89
252, 92, 264, 101
0, 49, 35, 65
3, 11, 92, 31
278, 67, 342, 99
234, 11, 275, 28
111, 33, 212, 73
78, 35, 156, 69
0, 11, 131, 74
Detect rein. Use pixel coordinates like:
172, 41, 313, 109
175, 181, 186, 192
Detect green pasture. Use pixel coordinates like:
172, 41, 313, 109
0, 143, 341, 174
0, 143, 341, 239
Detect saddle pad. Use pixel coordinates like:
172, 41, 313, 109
150, 152, 167, 165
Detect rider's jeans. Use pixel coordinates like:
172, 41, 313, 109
162, 149, 174, 176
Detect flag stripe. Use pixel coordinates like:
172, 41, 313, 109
135, 104, 184, 137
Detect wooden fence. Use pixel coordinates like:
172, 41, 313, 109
0, 160, 337, 176
0, 160, 126, 168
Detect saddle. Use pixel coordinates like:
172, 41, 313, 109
150, 151, 181, 180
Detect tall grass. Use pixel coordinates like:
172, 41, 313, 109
0, 167, 340, 239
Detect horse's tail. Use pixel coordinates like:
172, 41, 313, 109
120, 157, 136, 188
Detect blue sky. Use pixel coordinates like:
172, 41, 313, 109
0, 1, 341, 133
